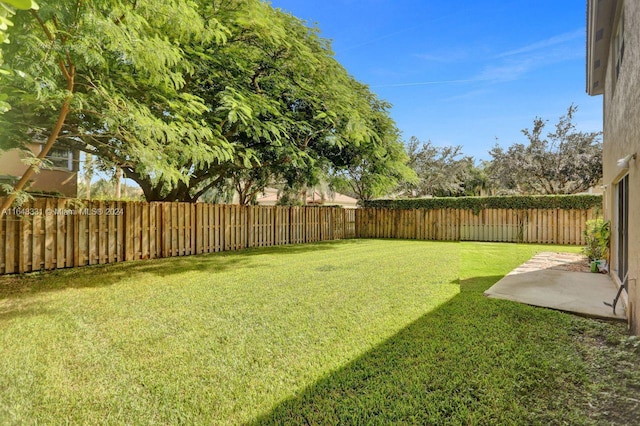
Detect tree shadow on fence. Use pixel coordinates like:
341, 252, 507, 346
249, 275, 592, 425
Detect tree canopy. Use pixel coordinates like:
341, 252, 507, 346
0, 0, 38, 113
488, 105, 602, 194
399, 137, 473, 197
327, 95, 416, 202
1, 0, 411, 204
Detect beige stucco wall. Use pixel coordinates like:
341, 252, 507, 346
602, 1, 640, 331
0, 143, 78, 197
0, 145, 34, 177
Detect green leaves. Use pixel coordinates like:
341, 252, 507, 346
488, 105, 603, 195
582, 218, 610, 261
1, 0, 231, 187
0, 13, 13, 33
0, 0, 37, 46
363, 194, 603, 212
2, 0, 37, 10
399, 137, 474, 197
217, 87, 254, 127
0, 0, 38, 109
1, 0, 406, 202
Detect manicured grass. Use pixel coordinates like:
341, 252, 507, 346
0, 240, 637, 424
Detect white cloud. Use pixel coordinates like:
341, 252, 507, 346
371, 29, 585, 89
474, 30, 585, 83
475, 59, 535, 83
496, 29, 584, 58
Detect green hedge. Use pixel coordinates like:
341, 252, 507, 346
363, 195, 602, 214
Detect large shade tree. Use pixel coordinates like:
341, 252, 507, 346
177, 3, 385, 204
2, 0, 407, 204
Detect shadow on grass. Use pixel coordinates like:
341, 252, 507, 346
249, 275, 592, 425
0, 306, 60, 322
0, 239, 360, 300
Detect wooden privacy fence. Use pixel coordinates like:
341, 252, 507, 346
355, 207, 598, 245
0, 198, 597, 275
0, 198, 356, 274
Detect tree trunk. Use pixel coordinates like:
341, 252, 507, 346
85, 175, 91, 199
84, 154, 93, 200
114, 168, 122, 199
0, 89, 74, 212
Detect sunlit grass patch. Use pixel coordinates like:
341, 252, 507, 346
0, 240, 459, 424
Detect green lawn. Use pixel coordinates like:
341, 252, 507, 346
0, 240, 638, 424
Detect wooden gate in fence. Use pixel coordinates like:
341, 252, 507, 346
355, 207, 597, 245
0, 199, 357, 274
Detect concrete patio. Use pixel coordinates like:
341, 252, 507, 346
485, 252, 626, 321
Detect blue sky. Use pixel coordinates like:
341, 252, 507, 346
269, 0, 603, 161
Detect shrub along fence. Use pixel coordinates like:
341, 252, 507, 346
0, 195, 601, 275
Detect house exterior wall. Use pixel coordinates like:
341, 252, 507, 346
600, 1, 640, 331
0, 143, 78, 197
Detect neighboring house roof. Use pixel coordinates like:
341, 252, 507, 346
256, 188, 359, 208
326, 192, 360, 206
255, 193, 280, 205
586, 0, 617, 95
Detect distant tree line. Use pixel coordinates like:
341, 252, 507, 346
390, 105, 601, 199
330, 105, 602, 201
